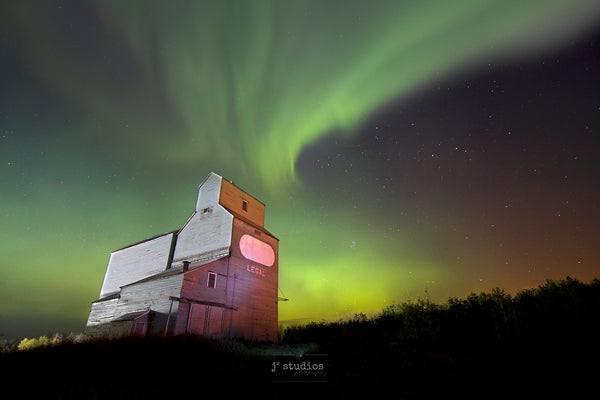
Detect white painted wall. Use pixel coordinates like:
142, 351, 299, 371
172, 172, 233, 268
86, 272, 184, 335
172, 205, 233, 267
99, 232, 175, 298
116, 273, 183, 313
196, 172, 222, 211
86, 297, 119, 327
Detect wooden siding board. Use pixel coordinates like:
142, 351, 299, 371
86, 172, 279, 341
219, 179, 265, 227
195, 172, 222, 211
86, 298, 119, 327
174, 258, 229, 336
100, 232, 175, 298
180, 259, 229, 304
116, 273, 183, 316
89, 273, 184, 337
184, 304, 224, 337
227, 218, 279, 341
171, 205, 233, 267
175, 217, 278, 340
174, 302, 190, 335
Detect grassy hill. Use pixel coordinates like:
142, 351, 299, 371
3, 277, 599, 398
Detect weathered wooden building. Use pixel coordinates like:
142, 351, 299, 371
86, 172, 279, 341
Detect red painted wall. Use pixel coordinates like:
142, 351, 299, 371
174, 217, 278, 341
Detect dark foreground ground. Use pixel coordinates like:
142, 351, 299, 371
5, 278, 599, 398
2, 334, 598, 399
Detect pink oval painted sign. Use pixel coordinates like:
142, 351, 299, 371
239, 234, 275, 267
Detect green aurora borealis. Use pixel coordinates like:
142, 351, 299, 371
2, 1, 600, 338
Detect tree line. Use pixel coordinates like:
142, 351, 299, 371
281, 277, 600, 349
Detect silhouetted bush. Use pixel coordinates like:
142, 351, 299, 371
4, 277, 599, 397
281, 277, 600, 350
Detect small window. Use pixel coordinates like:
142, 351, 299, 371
207, 272, 217, 288
242, 200, 248, 212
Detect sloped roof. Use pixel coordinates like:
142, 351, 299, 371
119, 264, 186, 288
91, 291, 120, 304
113, 230, 178, 253
222, 205, 279, 240
112, 309, 153, 322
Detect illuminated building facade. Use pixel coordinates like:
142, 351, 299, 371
85, 172, 279, 341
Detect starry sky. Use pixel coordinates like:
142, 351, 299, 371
1, 1, 600, 339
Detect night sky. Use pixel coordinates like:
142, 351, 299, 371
2, 1, 600, 340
